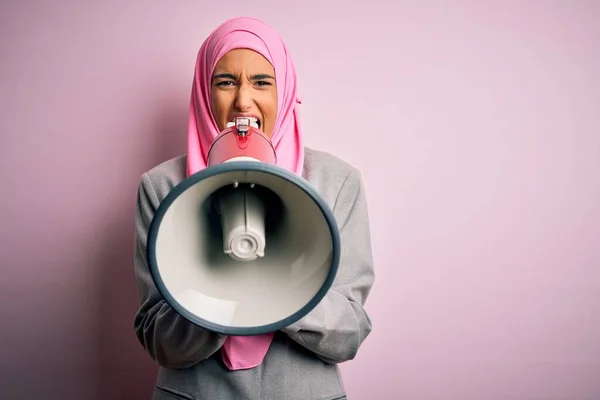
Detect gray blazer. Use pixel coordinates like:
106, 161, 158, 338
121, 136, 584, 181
133, 147, 375, 400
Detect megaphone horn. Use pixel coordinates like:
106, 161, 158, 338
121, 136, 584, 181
147, 117, 341, 336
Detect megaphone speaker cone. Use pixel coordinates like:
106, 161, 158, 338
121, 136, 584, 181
147, 161, 341, 336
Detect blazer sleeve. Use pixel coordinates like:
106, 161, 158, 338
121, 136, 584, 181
132, 172, 227, 369
281, 168, 375, 363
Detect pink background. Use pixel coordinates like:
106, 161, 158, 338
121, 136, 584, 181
1, 1, 599, 399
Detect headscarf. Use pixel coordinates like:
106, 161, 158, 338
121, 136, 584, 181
184, 15, 304, 370
186, 16, 304, 177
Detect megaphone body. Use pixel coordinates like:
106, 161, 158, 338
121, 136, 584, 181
147, 117, 341, 336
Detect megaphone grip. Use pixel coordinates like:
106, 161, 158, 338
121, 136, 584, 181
216, 185, 267, 262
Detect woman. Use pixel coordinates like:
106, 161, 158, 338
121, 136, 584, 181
133, 16, 375, 400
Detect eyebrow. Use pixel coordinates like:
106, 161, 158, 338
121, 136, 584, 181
212, 73, 276, 81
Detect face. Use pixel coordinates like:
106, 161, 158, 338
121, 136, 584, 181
210, 48, 278, 137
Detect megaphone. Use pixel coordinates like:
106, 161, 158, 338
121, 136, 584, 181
147, 117, 341, 336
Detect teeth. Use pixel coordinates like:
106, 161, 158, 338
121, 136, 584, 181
246, 117, 259, 127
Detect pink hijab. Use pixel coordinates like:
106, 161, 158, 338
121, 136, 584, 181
185, 16, 303, 370
186, 16, 304, 177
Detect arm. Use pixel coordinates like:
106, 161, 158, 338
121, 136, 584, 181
133, 172, 227, 369
281, 169, 375, 363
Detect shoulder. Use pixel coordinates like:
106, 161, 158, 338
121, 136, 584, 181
303, 147, 364, 192
303, 147, 359, 178
302, 147, 366, 217
138, 154, 188, 203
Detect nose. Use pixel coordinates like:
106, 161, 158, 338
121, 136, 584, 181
234, 84, 253, 111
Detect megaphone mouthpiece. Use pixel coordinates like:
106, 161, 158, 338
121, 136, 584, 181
208, 118, 277, 166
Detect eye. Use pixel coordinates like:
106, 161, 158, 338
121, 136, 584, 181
255, 81, 272, 87
215, 80, 236, 87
